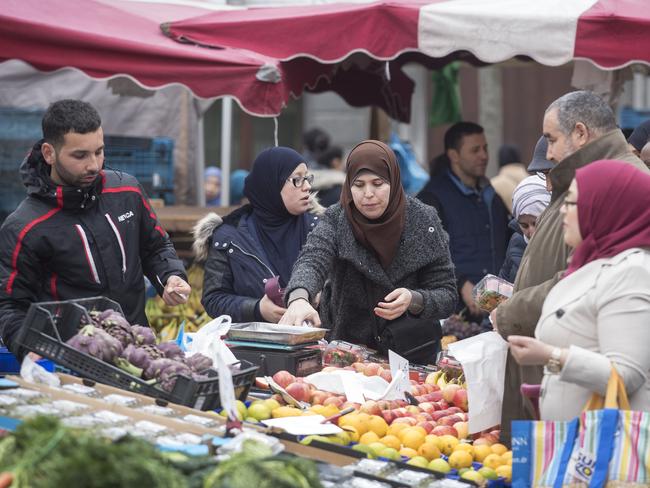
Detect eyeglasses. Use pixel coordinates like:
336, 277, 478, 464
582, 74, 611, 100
287, 174, 314, 188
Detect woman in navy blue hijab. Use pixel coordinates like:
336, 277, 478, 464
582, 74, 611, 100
195, 147, 321, 323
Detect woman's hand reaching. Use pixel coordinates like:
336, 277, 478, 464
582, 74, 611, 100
279, 298, 322, 327
374, 288, 412, 320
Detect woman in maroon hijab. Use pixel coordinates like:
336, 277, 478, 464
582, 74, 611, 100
280, 140, 457, 363
508, 160, 650, 420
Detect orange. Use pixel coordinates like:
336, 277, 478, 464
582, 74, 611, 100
448, 450, 473, 470
473, 444, 493, 463
367, 416, 388, 438
400, 429, 426, 450
439, 435, 459, 456
339, 414, 369, 436
387, 422, 409, 437
341, 426, 360, 443
379, 435, 402, 451
399, 447, 418, 458
359, 431, 380, 445
424, 434, 442, 450
491, 443, 508, 456
453, 443, 474, 457
482, 453, 505, 470
496, 464, 512, 482
417, 442, 441, 461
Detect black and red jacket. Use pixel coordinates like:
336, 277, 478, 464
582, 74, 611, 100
0, 141, 186, 357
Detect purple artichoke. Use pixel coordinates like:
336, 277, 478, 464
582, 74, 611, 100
184, 353, 213, 373
156, 342, 184, 360
143, 358, 192, 392
66, 325, 123, 362
122, 344, 162, 370
131, 325, 156, 346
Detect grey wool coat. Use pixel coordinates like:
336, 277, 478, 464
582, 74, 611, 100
285, 196, 458, 348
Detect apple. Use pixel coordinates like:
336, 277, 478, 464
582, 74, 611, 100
255, 377, 270, 390
431, 409, 453, 421
395, 400, 408, 408
381, 410, 397, 424
379, 369, 392, 383
360, 400, 381, 416
271, 393, 285, 405
446, 406, 463, 414
418, 402, 434, 413
415, 412, 433, 422
406, 405, 420, 415
432, 425, 459, 437
442, 384, 461, 403
324, 396, 344, 408
341, 401, 361, 410
435, 400, 449, 410
377, 400, 392, 411
364, 363, 382, 376
321, 366, 339, 373
453, 421, 469, 439
393, 416, 418, 426
425, 391, 443, 402
438, 415, 464, 426
285, 382, 311, 402
417, 421, 437, 434
452, 389, 468, 412
351, 362, 366, 373
423, 383, 439, 393
272, 370, 295, 389
310, 390, 329, 405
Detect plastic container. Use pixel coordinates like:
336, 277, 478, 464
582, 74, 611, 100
15, 296, 258, 410
322, 340, 369, 367
472, 274, 514, 312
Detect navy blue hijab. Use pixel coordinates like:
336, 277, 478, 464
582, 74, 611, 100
243, 147, 309, 286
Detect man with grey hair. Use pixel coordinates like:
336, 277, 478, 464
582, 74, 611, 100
491, 90, 648, 444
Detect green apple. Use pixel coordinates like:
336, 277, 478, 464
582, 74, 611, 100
427, 458, 451, 474
407, 456, 429, 468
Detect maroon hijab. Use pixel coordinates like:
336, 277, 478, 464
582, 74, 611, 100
564, 160, 650, 276
340, 140, 406, 269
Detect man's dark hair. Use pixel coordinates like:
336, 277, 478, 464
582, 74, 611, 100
42, 99, 102, 148
317, 145, 343, 169
303, 128, 330, 154
444, 122, 484, 152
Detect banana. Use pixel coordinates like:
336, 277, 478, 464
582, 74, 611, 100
436, 372, 449, 389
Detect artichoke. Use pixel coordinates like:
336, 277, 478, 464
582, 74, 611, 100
157, 342, 184, 360
131, 325, 156, 346
66, 325, 123, 362
143, 358, 192, 393
122, 344, 162, 371
184, 353, 213, 373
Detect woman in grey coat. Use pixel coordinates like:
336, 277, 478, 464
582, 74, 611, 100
280, 140, 457, 363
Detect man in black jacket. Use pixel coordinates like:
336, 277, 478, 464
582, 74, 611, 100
417, 122, 510, 320
0, 99, 189, 358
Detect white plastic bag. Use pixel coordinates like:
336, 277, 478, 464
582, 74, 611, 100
447, 331, 509, 434
180, 315, 238, 366
20, 355, 60, 388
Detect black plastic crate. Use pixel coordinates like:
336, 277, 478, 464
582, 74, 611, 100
16, 297, 257, 410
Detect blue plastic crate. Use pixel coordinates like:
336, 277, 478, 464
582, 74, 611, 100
0, 107, 44, 141
0, 346, 55, 374
103, 135, 175, 204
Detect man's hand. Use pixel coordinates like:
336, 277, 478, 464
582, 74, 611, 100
279, 298, 321, 327
460, 281, 481, 316
375, 288, 412, 320
508, 335, 554, 366
259, 294, 287, 323
162, 275, 191, 306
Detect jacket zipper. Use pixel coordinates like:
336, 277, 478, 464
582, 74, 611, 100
74, 224, 101, 284
105, 213, 127, 280
229, 242, 276, 278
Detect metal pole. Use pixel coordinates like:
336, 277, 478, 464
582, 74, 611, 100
220, 97, 232, 206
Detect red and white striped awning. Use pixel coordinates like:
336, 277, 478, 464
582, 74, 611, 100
164, 0, 650, 120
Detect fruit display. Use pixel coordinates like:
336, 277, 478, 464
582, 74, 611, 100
472, 274, 513, 312
146, 264, 212, 341
322, 341, 368, 367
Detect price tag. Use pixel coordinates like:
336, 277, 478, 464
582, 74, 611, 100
388, 349, 411, 395
341, 373, 366, 404
215, 350, 238, 421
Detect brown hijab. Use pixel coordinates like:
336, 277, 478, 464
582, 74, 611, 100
340, 140, 406, 269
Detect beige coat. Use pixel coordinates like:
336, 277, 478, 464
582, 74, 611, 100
491, 164, 529, 213
537, 248, 650, 420
495, 130, 649, 441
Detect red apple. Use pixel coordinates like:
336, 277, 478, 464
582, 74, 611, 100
393, 416, 417, 426
423, 383, 440, 393
418, 421, 437, 434
377, 400, 392, 411
360, 400, 381, 416
452, 389, 468, 412
425, 391, 443, 402
364, 363, 382, 376
379, 369, 393, 383
415, 412, 433, 423
438, 415, 464, 426
324, 396, 344, 408
285, 382, 311, 402
406, 405, 420, 415
435, 400, 449, 410
418, 402, 434, 413
255, 377, 270, 390
310, 390, 329, 405
395, 400, 408, 408
442, 384, 462, 403
432, 425, 459, 437
381, 410, 397, 424
272, 370, 295, 389
341, 401, 361, 410
447, 406, 463, 414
